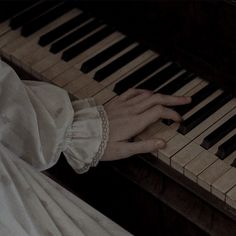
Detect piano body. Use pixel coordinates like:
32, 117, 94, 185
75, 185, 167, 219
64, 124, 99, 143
0, 0, 236, 235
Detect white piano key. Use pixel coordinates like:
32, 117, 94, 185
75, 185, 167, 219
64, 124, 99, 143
0, 21, 11, 37
153, 69, 187, 92
0, 30, 20, 51
226, 183, 236, 210
30, 20, 105, 77
184, 150, 218, 182
182, 89, 223, 120
208, 129, 236, 155
185, 98, 236, 140
194, 107, 236, 145
41, 32, 124, 82
212, 163, 236, 201
73, 52, 156, 100
198, 159, 231, 191
171, 142, 204, 174
10, 9, 86, 70
173, 77, 206, 96
156, 133, 190, 165
2, 10, 82, 61
51, 42, 141, 93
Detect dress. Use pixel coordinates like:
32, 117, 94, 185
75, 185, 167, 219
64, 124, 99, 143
0, 60, 132, 236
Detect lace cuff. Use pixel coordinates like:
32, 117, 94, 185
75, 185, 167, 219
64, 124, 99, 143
63, 98, 109, 174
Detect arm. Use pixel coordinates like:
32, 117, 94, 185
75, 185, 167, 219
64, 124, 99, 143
0, 60, 190, 173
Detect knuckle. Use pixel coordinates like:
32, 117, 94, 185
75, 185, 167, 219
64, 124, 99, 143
150, 139, 157, 148
117, 94, 124, 101
140, 91, 152, 101
169, 110, 181, 121
154, 93, 164, 100
126, 106, 134, 114
174, 112, 182, 120
155, 92, 163, 98
156, 105, 164, 114
143, 89, 153, 96
122, 105, 138, 116
130, 107, 138, 115
135, 115, 145, 126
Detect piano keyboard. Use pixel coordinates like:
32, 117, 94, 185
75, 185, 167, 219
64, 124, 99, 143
0, 1, 236, 211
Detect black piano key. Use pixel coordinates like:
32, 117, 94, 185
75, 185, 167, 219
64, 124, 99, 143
176, 84, 219, 116
136, 63, 182, 91
10, 0, 59, 30
164, 83, 218, 125
216, 134, 236, 160
113, 56, 168, 95
93, 45, 147, 82
178, 91, 234, 135
38, 13, 90, 46
21, 2, 73, 37
62, 26, 115, 61
201, 114, 236, 149
162, 83, 218, 126
0, 1, 35, 23
50, 19, 103, 54
157, 72, 195, 95
80, 37, 134, 73
231, 158, 236, 168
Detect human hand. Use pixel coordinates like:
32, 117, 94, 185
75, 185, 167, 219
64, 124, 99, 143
101, 88, 191, 161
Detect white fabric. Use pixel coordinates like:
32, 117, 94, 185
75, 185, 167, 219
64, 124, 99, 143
0, 60, 109, 173
0, 60, 131, 235
65, 99, 109, 173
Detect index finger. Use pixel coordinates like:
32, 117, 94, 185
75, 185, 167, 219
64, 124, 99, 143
132, 93, 191, 114
118, 88, 152, 102
151, 93, 192, 106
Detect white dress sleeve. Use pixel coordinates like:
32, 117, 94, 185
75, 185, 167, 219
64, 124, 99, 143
64, 98, 109, 173
0, 61, 132, 235
0, 60, 109, 173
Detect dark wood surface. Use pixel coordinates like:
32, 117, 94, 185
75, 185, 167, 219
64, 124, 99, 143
46, 155, 209, 236
46, 154, 236, 236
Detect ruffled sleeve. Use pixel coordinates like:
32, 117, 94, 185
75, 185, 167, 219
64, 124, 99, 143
0, 59, 109, 173
63, 98, 109, 174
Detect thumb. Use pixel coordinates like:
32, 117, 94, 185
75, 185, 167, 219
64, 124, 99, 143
120, 139, 166, 159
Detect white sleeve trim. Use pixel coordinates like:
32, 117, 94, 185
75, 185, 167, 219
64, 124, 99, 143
63, 99, 109, 174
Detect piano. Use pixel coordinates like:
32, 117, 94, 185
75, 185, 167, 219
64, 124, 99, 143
0, 0, 236, 235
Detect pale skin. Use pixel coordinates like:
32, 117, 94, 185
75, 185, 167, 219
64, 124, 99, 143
102, 88, 191, 161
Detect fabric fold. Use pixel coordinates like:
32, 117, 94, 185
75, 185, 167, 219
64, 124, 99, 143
0, 60, 109, 173
64, 99, 109, 173
0, 59, 131, 236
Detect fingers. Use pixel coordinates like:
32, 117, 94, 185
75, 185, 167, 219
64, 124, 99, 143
132, 93, 191, 114
118, 88, 152, 102
137, 105, 182, 130
126, 139, 166, 156
108, 139, 166, 160
125, 90, 153, 105
154, 93, 192, 106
